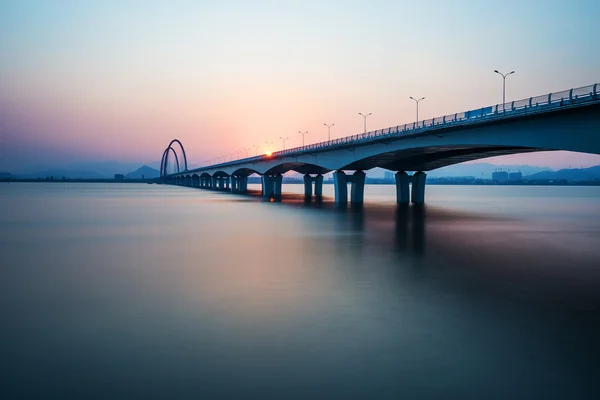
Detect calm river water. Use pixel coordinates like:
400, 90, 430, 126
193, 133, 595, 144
1, 183, 600, 399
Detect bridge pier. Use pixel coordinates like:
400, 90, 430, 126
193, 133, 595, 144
262, 174, 282, 197
239, 176, 248, 193
231, 176, 248, 194
211, 176, 221, 190
395, 171, 410, 204
411, 172, 427, 204
350, 171, 366, 203
333, 171, 347, 203
333, 170, 366, 204
303, 174, 324, 197
394, 171, 427, 204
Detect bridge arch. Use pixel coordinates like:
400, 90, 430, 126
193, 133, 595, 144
212, 170, 230, 178
160, 139, 188, 179
263, 162, 331, 176
167, 139, 188, 172
160, 146, 180, 178
231, 167, 262, 177
192, 173, 200, 188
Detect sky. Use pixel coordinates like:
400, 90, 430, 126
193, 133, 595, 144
1, 0, 599, 172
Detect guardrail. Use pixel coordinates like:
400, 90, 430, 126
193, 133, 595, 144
178, 83, 599, 174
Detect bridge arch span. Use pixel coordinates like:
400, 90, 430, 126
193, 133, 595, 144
263, 162, 331, 176
166, 139, 188, 172
211, 170, 230, 178
160, 147, 180, 178
338, 144, 542, 172
231, 167, 262, 177
160, 139, 189, 179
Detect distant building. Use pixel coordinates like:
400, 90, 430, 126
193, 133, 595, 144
492, 171, 509, 182
508, 172, 523, 181
114, 174, 125, 181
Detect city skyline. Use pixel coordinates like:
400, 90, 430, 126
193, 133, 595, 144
1, 0, 599, 171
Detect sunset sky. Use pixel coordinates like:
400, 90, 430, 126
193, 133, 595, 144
1, 0, 599, 172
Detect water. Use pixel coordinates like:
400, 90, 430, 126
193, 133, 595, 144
1, 183, 600, 399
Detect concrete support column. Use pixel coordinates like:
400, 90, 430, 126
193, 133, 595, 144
262, 175, 273, 197
411, 171, 427, 204
262, 174, 282, 197
225, 177, 230, 190
211, 176, 217, 189
314, 174, 323, 197
230, 176, 247, 194
333, 170, 348, 204
238, 176, 248, 193
303, 174, 313, 196
395, 171, 410, 204
273, 174, 283, 196
350, 171, 366, 204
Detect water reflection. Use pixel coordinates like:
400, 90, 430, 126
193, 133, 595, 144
2, 183, 600, 399
394, 204, 426, 256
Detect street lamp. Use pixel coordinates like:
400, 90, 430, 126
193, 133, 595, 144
253, 144, 259, 156
298, 131, 308, 146
358, 112, 371, 133
265, 141, 274, 151
409, 96, 425, 125
242, 147, 250, 158
324, 123, 334, 141
494, 70, 515, 110
280, 136, 289, 150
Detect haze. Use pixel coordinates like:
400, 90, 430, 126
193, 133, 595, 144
1, 0, 599, 171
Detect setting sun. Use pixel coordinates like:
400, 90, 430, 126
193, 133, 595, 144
265, 151, 272, 157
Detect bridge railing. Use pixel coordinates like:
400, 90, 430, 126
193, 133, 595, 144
185, 83, 599, 173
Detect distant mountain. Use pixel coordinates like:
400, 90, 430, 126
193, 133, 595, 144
0, 172, 11, 178
126, 165, 160, 179
527, 165, 600, 181
11, 160, 158, 179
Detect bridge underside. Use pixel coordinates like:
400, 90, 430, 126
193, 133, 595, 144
342, 145, 547, 171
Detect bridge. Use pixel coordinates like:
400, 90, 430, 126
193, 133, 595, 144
160, 83, 600, 204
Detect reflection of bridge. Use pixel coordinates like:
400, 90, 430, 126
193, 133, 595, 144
161, 83, 600, 204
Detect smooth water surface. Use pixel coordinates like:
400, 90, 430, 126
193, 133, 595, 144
1, 183, 600, 399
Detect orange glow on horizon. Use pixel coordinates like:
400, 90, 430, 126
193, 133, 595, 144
265, 151, 272, 157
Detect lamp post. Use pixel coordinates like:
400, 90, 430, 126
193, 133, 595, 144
280, 136, 289, 150
494, 70, 515, 110
409, 97, 425, 125
253, 145, 259, 156
358, 113, 371, 133
298, 131, 308, 146
324, 123, 334, 141
242, 147, 250, 157
265, 141, 273, 152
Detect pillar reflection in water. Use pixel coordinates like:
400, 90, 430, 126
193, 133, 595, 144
394, 204, 426, 256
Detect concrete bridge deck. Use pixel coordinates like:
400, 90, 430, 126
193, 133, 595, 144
161, 83, 600, 204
